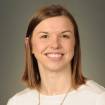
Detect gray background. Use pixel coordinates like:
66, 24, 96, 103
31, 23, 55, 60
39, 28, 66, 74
0, 0, 105, 105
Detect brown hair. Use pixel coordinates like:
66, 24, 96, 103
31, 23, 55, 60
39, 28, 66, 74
22, 4, 86, 89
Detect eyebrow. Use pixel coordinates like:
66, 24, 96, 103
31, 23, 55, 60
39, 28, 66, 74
38, 32, 49, 34
38, 30, 73, 34
61, 30, 73, 34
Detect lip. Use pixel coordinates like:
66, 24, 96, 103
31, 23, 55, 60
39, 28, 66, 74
44, 52, 64, 61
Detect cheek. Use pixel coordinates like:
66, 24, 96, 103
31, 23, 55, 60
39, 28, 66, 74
64, 42, 75, 62
65, 45, 74, 56
64, 40, 75, 52
32, 41, 46, 54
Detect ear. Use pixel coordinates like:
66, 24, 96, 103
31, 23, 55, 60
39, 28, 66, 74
24, 37, 29, 46
25, 37, 34, 54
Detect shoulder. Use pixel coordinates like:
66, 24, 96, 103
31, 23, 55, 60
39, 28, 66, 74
82, 80, 105, 94
7, 88, 39, 105
77, 80, 105, 104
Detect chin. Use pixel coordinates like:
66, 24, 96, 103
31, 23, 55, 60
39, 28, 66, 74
44, 63, 69, 72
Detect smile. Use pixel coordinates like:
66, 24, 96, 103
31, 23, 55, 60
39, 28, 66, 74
45, 53, 64, 61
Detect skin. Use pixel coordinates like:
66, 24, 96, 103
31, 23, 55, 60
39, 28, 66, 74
30, 16, 75, 95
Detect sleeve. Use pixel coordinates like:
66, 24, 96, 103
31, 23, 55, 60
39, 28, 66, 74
96, 92, 105, 105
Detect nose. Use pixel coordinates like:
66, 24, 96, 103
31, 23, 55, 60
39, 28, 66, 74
50, 36, 61, 49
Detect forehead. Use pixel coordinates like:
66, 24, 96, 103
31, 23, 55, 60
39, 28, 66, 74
33, 16, 74, 33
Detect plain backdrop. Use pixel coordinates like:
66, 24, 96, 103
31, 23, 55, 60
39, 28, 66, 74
0, 0, 105, 105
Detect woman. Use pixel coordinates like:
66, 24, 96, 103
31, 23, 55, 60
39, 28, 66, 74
7, 4, 105, 105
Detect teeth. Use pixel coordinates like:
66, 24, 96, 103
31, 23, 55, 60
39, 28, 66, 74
46, 53, 63, 58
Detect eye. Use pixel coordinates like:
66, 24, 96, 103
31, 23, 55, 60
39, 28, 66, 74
40, 34, 49, 38
61, 34, 70, 39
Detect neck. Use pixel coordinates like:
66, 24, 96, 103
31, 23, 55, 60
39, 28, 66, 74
38, 65, 73, 95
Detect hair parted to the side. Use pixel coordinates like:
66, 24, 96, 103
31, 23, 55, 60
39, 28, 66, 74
22, 4, 86, 89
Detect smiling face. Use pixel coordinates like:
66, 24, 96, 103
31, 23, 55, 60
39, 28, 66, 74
31, 16, 75, 72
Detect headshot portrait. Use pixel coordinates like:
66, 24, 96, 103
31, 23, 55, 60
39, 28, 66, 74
0, 0, 105, 105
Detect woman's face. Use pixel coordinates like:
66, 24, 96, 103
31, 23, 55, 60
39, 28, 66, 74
31, 16, 75, 71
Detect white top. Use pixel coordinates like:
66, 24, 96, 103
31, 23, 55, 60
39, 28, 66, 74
7, 80, 105, 105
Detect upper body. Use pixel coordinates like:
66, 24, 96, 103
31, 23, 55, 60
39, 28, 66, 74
7, 4, 105, 105
7, 80, 105, 105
